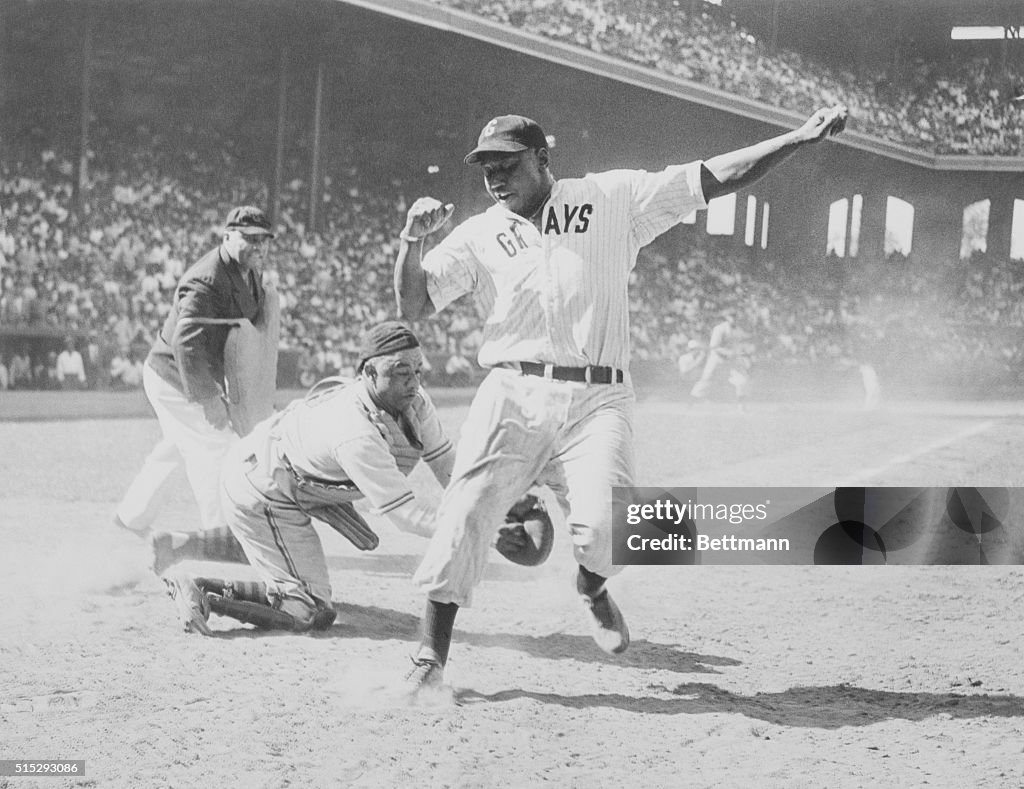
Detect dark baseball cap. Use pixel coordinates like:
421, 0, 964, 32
357, 321, 421, 372
464, 115, 549, 165
224, 206, 275, 237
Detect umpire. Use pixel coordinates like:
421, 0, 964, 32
117, 206, 275, 552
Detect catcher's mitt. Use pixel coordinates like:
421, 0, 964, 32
309, 501, 379, 552
495, 494, 554, 567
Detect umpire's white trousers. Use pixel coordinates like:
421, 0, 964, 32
115, 436, 181, 532
123, 363, 236, 531
414, 368, 635, 607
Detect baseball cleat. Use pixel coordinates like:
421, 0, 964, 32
582, 589, 630, 655
150, 531, 179, 576
164, 571, 212, 636
403, 657, 444, 694
311, 606, 338, 631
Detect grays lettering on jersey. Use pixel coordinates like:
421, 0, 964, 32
421, 164, 706, 370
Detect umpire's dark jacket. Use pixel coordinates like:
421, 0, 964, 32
147, 245, 264, 402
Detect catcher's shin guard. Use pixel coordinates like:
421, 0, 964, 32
206, 594, 336, 632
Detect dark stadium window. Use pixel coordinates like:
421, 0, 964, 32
706, 193, 736, 236
884, 197, 914, 257
960, 199, 990, 260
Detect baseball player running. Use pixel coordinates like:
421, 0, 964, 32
690, 310, 754, 409
677, 338, 708, 389
394, 106, 848, 694
115, 207, 277, 567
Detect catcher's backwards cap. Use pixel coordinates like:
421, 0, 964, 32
465, 115, 548, 164
358, 321, 420, 372
224, 205, 275, 238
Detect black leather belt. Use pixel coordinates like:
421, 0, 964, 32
517, 361, 624, 384
281, 452, 359, 495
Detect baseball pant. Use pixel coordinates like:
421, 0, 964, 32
690, 351, 724, 399
220, 439, 332, 607
413, 367, 635, 607
140, 363, 236, 531
115, 437, 181, 532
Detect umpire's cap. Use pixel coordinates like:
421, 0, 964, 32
357, 321, 420, 372
465, 115, 549, 165
224, 206, 275, 238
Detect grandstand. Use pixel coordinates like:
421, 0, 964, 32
2, 0, 1023, 397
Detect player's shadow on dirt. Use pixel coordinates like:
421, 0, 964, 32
212, 601, 736, 674
334, 603, 737, 674
459, 681, 1024, 727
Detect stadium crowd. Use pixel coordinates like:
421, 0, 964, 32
5, 0, 1024, 397
2, 123, 1022, 397
630, 240, 1024, 390
431, 0, 1024, 156
2, 117, 1023, 396
0, 126, 486, 390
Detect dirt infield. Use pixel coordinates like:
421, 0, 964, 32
2, 393, 1024, 788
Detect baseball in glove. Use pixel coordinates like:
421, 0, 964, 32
495, 494, 554, 567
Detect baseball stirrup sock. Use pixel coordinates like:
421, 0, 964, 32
419, 600, 458, 667
576, 565, 607, 599
181, 526, 249, 564
196, 578, 268, 603
159, 528, 244, 563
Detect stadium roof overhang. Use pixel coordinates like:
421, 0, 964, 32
337, 0, 1024, 173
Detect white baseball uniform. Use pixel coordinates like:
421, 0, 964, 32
221, 378, 454, 608
413, 163, 707, 606
690, 318, 751, 400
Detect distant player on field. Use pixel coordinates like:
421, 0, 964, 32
393, 106, 848, 695
689, 310, 753, 409
677, 337, 707, 389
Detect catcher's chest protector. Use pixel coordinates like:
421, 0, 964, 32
361, 405, 424, 477
303, 377, 426, 478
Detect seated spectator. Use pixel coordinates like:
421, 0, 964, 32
121, 350, 145, 389
55, 336, 86, 390
0, 355, 8, 390
108, 346, 130, 389
40, 351, 59, 390
9, 349, 32, 389
109, 345, 144, 390
83, 330, 106, 390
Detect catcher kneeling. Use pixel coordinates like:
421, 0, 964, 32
160, 321, 552, 635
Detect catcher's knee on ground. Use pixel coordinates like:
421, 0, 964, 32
207, 592, 335, 632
